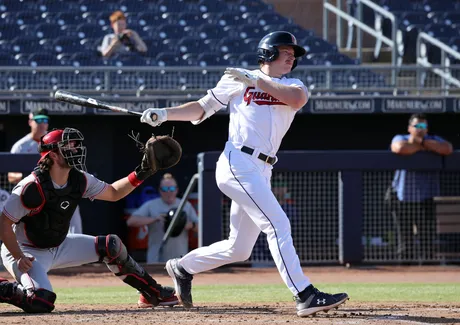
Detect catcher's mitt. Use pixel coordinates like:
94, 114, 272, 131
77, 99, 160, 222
130, 132, 182, 181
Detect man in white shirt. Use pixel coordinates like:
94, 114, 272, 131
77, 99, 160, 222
140, 31, 349, 317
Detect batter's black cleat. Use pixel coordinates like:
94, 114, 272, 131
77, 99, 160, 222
295, 285, 349, 317
166, 258, 193, 309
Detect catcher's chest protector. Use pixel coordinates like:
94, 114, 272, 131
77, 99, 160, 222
21, 167, 86, 248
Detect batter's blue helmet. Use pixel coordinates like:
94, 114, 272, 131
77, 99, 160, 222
257, 31, 306, 71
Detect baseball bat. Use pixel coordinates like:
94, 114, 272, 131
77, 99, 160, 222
54, 90, 142, 116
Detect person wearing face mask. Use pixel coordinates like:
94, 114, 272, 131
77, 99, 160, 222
7, 109, 83, 235
99, 10, 147, 58
389, 113, 453, 260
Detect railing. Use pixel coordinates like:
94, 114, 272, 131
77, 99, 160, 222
323, 0, 398, 84
416, 32, 460, 93
0, 65, 459, 97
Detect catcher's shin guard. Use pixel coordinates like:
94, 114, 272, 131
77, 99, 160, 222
0, 278, 56, 313
96, 235, 170, 306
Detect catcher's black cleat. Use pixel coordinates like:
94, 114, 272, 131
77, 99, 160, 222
166, 258, 193, 308
295, 285, 349, 317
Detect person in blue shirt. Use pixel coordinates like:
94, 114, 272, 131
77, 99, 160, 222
389, 113, 453, 260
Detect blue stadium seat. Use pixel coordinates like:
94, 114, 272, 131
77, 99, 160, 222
11, 37, 42, 54
53, 12, 82, 26
0, 53, 17, 66
38, 1, 77, 14
0, 0, 35, 13
197, 24, 227, 40
137, 12, 165, 29
155, 52, 183, 66
177, 36, 209, 54
83, 11, 112, 26
182, 53, 198, 65
379, 0, 417, 12
35, 23, 65, 39
176, 12, 207, 27
76, 23, 106, 39
157, 24, 186, 39
296, 56, 315, 66
424, 23, 457, 39
237, 24, 265, 39
222, 52, 240, 65
109, 53, 147, 67
78, 0, 118, 14
255, 11, 291, 26
0, 23, 20, 40
238, 52, 256, 67
158, 0, 199, 13
57, 53, 72, 65
142, 37, 165, 54
237, 0, 274, 13
435, 12, 460, 27
5, 11, 41, 26
263, 24, 315, 39
422, 0, 457, 13
307, 52, 359, 65
14, 53, 31, 66
53, 36, 84, 54
204, 12, 242, 27
28, 53, 60, 66
198, 0, 231, 13
70, 52, 106, 67
242, 38, 260, 52
197, 52, 224, 66
301, 37, 338, 54
216, 37, 243, 54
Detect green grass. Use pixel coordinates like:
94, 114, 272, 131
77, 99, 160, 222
54, 283, 460, 304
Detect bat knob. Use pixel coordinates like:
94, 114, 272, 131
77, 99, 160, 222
150, 112, 158, 122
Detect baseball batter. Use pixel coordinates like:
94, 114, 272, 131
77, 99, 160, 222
9, 109, 83, 234
140, 31, 349, 317
0, 127, 181, 313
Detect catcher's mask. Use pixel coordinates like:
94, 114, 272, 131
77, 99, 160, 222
38, 127, 87, 171
164, 208, 187, 238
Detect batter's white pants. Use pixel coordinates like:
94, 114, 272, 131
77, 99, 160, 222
180, 142, 310, 295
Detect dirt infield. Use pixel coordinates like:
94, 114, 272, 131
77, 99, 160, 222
1, 265, 459, 324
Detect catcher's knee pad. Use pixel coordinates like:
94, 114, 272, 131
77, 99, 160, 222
95, 235, 165, 306
0, 280, 56, 313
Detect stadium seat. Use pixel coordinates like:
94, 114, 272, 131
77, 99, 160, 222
238, 52, 256, 67
52, 36, 84, 54
256, 11, 291, 26
222, 53, 240, 65
197, 52, 224, 66
53, 12, 82, 26
182, 53, 198, 66
237, 0, 274, 13
70, 52, 106, 67
76, 23, 106, 39
35, 23, 66, 39
177, 36, 209, 54
433, 12, 460, 27
11, 37, 42, 54
157, 24, 187, 40
158, 0, 199, 13
301, 37, 338, 54
0, 0, 35, 13
28, 53, 60, 67
422, 0, 458, 13
0, 53, 17, 66
109, 53, 147, 67
176, 12, 205, 27
263, 24, 315, 39
198, 0, 231, 13
38, 1, 77, 14
5, 11, 41, 26
242, 38, 260, 52
203, 12, 242, 27
156, 52, 183, 66
307, 52, 359, 65
137, 12, 165, 28
0, 23, 20, 40
216, 37, 243, 54
237, 24, 265, 39
196, 24, 227, 40
78, 0, 118, 14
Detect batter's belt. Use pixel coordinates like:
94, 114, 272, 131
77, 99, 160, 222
240, 146, 276, 165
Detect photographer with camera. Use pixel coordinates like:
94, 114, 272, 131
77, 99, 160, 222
100, 10, 147, 58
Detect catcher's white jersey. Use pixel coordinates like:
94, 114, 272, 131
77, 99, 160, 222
180, 70, 311, 296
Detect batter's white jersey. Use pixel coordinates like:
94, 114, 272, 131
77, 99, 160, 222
195, 70, 307, 157
180, 70, 311, 296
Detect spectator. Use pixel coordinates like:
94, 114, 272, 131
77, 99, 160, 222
126, 173, 198, 263
389, 113, 453, 259
8, 108, 83, 234
100, 10, 147, 58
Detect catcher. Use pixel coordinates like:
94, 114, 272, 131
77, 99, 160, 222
0, 127, 182, 313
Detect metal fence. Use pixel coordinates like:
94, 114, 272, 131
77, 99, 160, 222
199, 151, 460, 266
0, 65, 459, 97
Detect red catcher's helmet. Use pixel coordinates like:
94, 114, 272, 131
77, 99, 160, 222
38, 128, 87, 171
